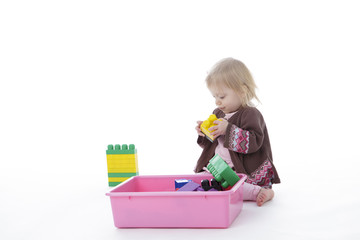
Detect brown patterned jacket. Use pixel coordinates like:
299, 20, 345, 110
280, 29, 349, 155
194, 107, 280, 187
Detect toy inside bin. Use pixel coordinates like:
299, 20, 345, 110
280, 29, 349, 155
106, 173, 246, 228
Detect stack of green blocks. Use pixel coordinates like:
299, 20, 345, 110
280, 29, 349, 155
106, 144, 139, 187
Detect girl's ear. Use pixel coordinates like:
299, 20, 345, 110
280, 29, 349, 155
237, 87, 249, 106
236, 88, 245, 98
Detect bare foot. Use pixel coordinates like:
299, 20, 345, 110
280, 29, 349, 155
256, 188, 274, 206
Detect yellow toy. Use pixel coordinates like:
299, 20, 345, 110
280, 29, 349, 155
200, 114, 222, 142
106, 144, 139, 187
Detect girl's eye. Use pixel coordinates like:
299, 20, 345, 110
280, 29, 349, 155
219, 96, 225, 100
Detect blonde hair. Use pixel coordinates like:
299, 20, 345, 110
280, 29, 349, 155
205, 58, 260, 107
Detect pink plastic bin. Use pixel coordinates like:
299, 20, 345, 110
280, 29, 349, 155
106, 173, 246, 228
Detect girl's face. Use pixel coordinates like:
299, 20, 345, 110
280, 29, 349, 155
209, 86, 243, 114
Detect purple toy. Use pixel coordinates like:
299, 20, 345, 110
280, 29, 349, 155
178, 181, 218, 191
178, 181, 201, 191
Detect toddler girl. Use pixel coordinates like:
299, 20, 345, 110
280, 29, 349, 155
195, 58, 280, 206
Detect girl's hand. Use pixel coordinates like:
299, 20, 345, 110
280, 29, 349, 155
209, 118, 228, 138
195, 121, 205, 137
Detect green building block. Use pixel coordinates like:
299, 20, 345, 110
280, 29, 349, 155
106, 144, 137, 154
207, 154, 240, 188
108, 182, 122, 187
107, 172, 138, 178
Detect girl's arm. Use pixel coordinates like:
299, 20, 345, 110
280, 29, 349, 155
195, 120, 208, 148
197, 135, 208, 148
224, 108, 265, 154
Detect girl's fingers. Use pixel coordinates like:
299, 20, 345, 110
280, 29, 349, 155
209, 126, 217, 131
213, 119, 224, 124
195, 125, 205, 136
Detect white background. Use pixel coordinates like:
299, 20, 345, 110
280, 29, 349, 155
1, 0, 360, 239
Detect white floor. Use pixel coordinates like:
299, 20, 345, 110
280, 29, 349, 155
1, 169, 359, 240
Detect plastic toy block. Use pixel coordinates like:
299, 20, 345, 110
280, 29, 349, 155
207, 154, 240, 189
108, 177, 131, 183
108, 172, 138, 178
107, 164, 138, 172
200, 114, 222, 142
108, 169, 138, 174
107, 158, 138, 165
201, 179, 222, 191
175, 179, 193, 190
211, 178, 222, 191
177, 182, 201, 191
108, 174, 137, 187
107, 144, 137, 154
201, 179, 211, 191
106, 144, 139, 187
108, 182, 122, 187
107, 160, 138, 171
107, 154, 138, 161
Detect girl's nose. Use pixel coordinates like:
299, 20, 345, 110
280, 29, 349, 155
216, 99, 221, 106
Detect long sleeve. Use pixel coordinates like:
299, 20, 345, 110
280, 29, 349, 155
224, 108, 265, 154
197, 135, 209, 148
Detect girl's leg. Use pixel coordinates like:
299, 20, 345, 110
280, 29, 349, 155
243, 182, 261, 201
243, 182, 274, 206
